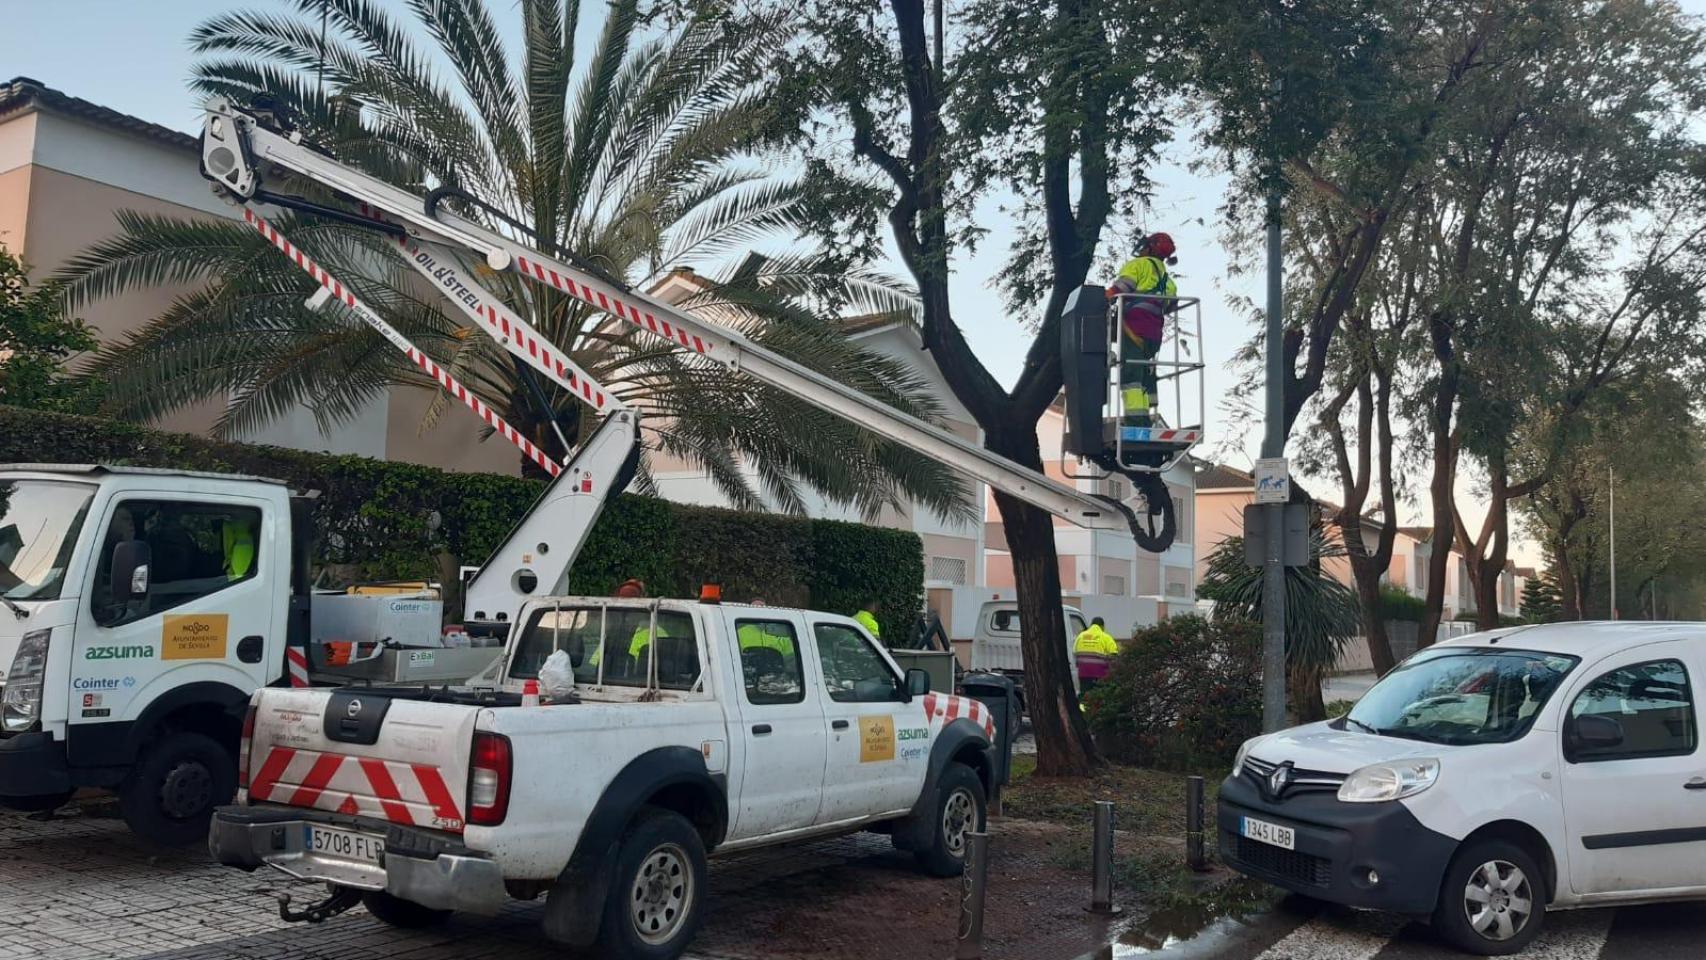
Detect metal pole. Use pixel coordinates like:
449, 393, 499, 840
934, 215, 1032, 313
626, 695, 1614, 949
1087, 800, 1122, 914
1608, 465, 1616, 620
955, 832, 989, 959
1186, 776, 1207, 871
1261, 180, 1287, 733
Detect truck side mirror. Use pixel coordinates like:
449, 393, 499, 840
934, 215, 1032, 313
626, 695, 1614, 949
905, 668, 931, 698
1569, 714, 1624, 754
110, 540, 152, 599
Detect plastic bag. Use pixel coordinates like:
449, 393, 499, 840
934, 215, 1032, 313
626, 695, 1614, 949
538, 648, 577, 699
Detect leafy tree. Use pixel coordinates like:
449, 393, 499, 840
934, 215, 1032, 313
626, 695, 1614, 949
1198, 521, 1360, 721
0, 250, 98, 413
1415, 0, 1706, 634
55, 0, 970, 523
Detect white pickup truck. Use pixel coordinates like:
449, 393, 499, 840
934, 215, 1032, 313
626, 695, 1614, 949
211, 596, 1000, 959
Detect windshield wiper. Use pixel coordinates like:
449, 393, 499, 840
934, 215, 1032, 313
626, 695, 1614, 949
0, 595, 26, 620
1343, 716, 1379, 736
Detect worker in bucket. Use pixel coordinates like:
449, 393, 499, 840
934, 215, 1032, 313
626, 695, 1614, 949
1107, 233, 1178, 427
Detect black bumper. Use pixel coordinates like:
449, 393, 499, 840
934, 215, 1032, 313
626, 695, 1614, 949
0, 731, 72, 799
1217, 772, 1457, 916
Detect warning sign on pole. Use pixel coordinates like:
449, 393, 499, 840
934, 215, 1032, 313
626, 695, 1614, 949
1254, 458, 1290, 504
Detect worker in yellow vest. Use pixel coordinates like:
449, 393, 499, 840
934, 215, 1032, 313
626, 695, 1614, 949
1107, 233, 1178, 427
737, 599, 796, 656
1073, 617, 1118, 697
853, 598, 881, 640
222, 517, 256, 581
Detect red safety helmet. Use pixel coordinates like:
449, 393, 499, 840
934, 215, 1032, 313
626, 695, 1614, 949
1141, 232, 1176, 260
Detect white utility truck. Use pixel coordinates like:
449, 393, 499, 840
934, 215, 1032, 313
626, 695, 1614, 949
21, 96, 1205, 958
0, 453, 626, 842
213, 597, 1003, 958
968, 600, 1093, 711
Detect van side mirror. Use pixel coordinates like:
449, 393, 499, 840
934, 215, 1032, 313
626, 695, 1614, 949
110, 540, 151, 599
905, 668, 931, 698
1567, 714, 1624, 760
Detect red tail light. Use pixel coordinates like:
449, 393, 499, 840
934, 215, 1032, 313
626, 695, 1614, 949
237, 703, 257, 791
467, 732, 512, 826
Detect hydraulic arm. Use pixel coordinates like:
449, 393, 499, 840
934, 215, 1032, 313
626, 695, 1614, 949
199, 97, 1173, 598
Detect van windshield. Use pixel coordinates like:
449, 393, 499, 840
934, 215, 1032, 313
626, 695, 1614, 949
1345, 647, 1579, 745
0, 480, 95, 601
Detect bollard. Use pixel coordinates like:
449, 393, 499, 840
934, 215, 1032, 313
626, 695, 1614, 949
1086, 800, 1122, 915
955, 831, 990, 959
1186, 775, 1207, 871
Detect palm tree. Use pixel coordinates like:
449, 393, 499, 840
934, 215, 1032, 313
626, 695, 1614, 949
56, 0, 970, 523
1197, 522, 1361, 721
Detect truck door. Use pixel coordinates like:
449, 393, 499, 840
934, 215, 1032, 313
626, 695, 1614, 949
725, 611, 826, 839
1559, 640, 1706, 896
811, 618, 928, 825
69, 495, 277, 761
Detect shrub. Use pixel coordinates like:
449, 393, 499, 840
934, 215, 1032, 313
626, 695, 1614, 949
0, 406, 923, 634
1087, 615, 1262, 771
1378, 584, 1426, 622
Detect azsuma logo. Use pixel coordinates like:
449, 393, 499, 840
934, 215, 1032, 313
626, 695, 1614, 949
85, 645, 154, 660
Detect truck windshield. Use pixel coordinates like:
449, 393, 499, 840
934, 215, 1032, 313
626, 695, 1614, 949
509, 605, 701, 691
0, 480, 96, 601
1344, 647, 1579, 746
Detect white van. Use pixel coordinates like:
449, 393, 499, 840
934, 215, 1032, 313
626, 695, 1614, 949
1219, 622, 1706, 955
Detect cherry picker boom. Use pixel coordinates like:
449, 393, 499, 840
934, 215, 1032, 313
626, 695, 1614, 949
198, 98, 1193, 625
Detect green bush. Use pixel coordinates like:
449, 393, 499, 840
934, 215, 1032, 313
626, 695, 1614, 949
1087, 615, 1262, 771
0, 406, 922, 634
1378, 584, 1426, 622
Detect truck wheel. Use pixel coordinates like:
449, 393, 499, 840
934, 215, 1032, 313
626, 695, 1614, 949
1432, 838, 1545, 955
597, 807, 708, 960
119, 731, 236, 846
914, 762, 986, 878
361, 890, 452, 928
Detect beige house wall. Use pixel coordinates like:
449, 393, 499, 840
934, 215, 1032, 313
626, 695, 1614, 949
1194, 489, 1249, 583
0, 166, 29, 252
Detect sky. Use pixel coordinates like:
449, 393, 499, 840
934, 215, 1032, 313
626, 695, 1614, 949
7, 0, 1705, 569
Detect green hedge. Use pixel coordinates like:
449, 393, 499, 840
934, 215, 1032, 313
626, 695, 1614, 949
0, 406, 923, 636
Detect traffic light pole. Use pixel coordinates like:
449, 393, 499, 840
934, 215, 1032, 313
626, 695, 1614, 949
1262, 186, 1288, 734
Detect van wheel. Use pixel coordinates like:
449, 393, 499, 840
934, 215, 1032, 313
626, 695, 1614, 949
915, 762, 986, 878
1432, 839, 1545, 955
119, 731, 236, 846
361, 890, 452, 928
597, 807, 707, 960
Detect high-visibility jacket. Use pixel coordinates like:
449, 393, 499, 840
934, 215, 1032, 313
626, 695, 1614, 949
586, 623, 671, 668
1112, 256, 1177, 343
222, 518, 256, 580
737, 623, 796, 657
853, 610, 881, 638
1073, 624, 1119, 657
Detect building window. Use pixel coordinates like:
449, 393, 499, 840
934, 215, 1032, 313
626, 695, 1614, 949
1101, 574, 1126, 596
928, 555, 968, 585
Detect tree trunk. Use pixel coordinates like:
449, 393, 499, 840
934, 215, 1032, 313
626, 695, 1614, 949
1419, 418, 1457, 645
988, 432, 1098, 776
1350, 560, 1396, 674
1556, 544, 1582, 620
1290, 663, 1326, 722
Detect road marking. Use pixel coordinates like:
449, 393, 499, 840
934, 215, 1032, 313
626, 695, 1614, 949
1253, 908, 1409, 960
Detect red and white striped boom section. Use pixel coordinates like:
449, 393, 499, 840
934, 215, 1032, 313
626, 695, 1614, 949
240, 208, 562, 477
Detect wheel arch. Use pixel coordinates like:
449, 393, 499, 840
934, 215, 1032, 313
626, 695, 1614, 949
1460, 819, 1559, 903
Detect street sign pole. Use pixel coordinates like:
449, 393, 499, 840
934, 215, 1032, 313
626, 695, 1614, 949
1261, 183, 1287, 734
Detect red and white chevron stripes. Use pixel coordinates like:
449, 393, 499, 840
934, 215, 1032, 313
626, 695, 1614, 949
242, 209, 561, 477
249, 745, 465, 832
921, 692, 997, 740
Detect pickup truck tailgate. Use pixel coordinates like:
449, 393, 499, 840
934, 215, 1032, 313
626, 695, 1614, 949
244, 688, 480, 833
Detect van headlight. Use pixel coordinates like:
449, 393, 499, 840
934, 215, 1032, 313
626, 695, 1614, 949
2, 629, 51, 733
1232, 738, 1258, 778
1338, 758, 1439, 803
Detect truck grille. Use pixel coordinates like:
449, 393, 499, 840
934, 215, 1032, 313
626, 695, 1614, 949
1242, 756, 1345, 799
1233, 836, 1332, 887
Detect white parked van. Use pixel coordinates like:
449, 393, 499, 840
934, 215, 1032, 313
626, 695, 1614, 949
1219, 622, 1706, 955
